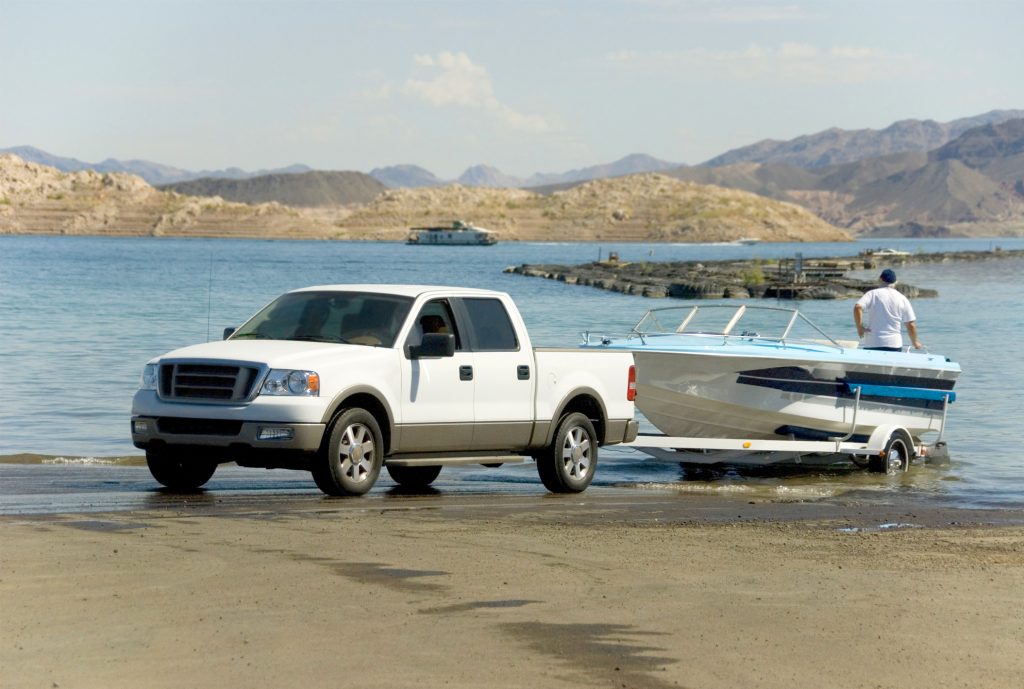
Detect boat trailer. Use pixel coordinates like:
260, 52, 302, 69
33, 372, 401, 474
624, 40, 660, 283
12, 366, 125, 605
622, 387, 954, 474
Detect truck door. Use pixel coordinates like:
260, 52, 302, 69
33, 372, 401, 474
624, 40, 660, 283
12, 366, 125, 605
399, 299, 475, 451
456, 297, 535, 451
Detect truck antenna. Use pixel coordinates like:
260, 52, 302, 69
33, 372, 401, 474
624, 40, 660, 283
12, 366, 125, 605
206, 254, 214, 341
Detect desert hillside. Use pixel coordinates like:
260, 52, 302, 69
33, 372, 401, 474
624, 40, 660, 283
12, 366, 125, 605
0, 154, 342, 239
159, 170, 387, 207
340, 174, 849, 242
0, 155, 849, 242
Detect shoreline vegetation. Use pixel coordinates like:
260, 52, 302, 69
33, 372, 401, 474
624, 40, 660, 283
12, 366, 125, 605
506, 248, 1024, 300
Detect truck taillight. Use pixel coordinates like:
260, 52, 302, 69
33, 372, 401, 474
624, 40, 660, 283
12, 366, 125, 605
627, 365, 636, 401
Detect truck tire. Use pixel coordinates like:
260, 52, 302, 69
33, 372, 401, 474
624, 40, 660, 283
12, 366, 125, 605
146, 448, 217, 490
536, 412, 598, 493
386, 464, 442, 488
312, 408, 384, 496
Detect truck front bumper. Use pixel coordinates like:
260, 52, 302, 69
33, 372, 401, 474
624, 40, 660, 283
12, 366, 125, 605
131, 416, 326, 452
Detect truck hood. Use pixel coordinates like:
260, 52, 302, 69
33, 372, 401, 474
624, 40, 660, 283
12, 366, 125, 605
151, 339, 395, 370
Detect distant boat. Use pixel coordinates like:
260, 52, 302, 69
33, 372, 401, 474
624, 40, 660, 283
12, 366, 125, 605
734, 237, 760, 245
870, 247, 911, 257
406, 220, 498, 246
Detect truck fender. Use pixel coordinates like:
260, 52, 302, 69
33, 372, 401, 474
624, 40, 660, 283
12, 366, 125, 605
320, 385, 396, 453
533, 387, 608, 447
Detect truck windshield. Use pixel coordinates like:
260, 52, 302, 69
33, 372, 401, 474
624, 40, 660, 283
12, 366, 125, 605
230, 291, 413, 347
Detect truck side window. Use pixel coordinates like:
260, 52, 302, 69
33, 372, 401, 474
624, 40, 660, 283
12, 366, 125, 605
407, 299, 461, 349
462, 298, 519, 351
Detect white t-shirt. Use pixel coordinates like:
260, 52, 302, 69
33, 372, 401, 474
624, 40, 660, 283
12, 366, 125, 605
856, 286, 916, 349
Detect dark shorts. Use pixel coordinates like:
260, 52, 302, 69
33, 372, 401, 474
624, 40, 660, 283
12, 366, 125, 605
864, 346, 901, 352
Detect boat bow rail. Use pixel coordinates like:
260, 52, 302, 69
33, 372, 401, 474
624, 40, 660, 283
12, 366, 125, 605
583, 304, 848, 351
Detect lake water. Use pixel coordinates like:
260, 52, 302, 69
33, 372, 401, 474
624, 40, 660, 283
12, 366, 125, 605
1, 234, 1022, 509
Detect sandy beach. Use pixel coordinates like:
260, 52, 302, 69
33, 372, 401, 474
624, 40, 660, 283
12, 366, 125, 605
2, 492, 1022, 689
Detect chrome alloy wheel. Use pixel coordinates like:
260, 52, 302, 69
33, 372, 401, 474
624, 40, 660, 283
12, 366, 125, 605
338, 422, 376, 484
560, 425, 592, 480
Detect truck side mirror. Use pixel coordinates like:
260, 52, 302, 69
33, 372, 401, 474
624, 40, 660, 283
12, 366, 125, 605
409, 333, 455, 359
223, 327, 236, 340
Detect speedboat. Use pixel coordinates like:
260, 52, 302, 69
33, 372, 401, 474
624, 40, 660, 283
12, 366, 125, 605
583, 305, 959, 444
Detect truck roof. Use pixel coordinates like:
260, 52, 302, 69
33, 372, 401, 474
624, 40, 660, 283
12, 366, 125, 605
290, 284, 507, 299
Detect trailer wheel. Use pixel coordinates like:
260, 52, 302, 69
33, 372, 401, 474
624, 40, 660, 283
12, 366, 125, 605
312, 408, 383, 496
146, 448, 217, 490
869, 430, 912, 474
536, 412, 598, 493
386, 464, 442, 488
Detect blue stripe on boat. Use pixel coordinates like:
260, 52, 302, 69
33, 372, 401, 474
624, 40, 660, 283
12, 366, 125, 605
844, 382, 956, 403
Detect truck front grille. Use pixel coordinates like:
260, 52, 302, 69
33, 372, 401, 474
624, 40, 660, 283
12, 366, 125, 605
159, 362, 261, 402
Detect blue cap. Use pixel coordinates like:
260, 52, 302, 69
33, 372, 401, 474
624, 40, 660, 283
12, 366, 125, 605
880, 268, 897, 283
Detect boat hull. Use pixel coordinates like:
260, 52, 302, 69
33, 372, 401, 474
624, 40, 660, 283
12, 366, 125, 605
633, 349, 957, 442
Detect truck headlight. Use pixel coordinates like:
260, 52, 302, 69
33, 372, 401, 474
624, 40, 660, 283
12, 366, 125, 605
261, 370, 320, 396
140, 363, 159, 391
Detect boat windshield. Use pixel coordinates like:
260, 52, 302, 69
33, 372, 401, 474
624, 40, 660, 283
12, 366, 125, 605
631, 305, 841, 345
230, 291, 413, 347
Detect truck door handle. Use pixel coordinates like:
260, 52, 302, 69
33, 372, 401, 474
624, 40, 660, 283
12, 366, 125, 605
517, 365, 530, 380
459, 365, 473, 381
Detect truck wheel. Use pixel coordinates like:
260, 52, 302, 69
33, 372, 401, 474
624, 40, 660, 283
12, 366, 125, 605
386, 464, 442, 488
146, 448, 217, 490
313, 408, 383, 496
537, 412, 598, 493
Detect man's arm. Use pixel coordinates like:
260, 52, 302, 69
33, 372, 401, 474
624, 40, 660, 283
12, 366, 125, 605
853, 304, 867, 338
906, 321, 923, 349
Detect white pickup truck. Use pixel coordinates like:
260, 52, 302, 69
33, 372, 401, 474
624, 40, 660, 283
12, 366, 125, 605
131, 285, 638, 495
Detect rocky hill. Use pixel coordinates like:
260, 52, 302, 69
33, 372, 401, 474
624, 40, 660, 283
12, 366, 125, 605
0, 154, 339, 239
930, 117, 1024, 187
159, 170, 387, 207
657, 119, 1024, 236
702, 109, 1024, 168
0, 145, 313, 185
524, 154, 681, 188
368, 164, 444, 188
337, 173, 849, 242
456, 165, 525, 188
0, 155, 849, 242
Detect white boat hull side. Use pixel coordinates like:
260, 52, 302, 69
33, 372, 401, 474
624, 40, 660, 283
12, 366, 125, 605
634, 351, 953, 441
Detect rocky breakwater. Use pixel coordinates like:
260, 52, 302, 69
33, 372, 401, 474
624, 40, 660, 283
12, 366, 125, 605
506, 255, 948, 300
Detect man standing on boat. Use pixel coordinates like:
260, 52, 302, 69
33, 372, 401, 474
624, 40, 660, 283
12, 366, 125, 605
854, 268, 923, 351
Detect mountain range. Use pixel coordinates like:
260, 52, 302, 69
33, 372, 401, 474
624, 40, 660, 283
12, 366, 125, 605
4, 109, 1023, 234
0, 145, 682, 189
0, 146, 314, 186
0, 155, 845, 243
664, 117, 1024, 233
701, 109, 1024, 168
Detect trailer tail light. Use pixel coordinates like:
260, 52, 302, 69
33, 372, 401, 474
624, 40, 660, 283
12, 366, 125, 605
627, 365, 636, 401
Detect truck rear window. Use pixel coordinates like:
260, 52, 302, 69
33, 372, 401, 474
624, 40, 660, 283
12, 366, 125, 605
462, 298, 519, 351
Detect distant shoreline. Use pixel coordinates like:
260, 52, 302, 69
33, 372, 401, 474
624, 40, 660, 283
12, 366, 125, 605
4, 229, 1024, 243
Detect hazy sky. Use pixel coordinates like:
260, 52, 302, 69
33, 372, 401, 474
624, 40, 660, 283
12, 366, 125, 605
2, 0, 1021, 178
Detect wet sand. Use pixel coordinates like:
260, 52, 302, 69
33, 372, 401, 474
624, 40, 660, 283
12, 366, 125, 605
2, 491, 1023, 689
